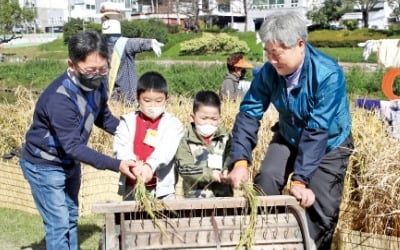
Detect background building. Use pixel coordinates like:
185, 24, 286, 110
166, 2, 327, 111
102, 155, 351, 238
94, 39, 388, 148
17, 0, 398, 33
342, 0, 397, 29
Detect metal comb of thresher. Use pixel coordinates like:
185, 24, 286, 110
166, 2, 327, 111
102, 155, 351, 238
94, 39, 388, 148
92, 195, 314, 250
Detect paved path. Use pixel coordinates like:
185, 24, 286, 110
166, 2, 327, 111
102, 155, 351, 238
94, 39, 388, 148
140, 60, 380, 72
1, 33, 61, 48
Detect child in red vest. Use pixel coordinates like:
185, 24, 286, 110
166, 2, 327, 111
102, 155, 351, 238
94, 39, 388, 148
113, 71, 184, 199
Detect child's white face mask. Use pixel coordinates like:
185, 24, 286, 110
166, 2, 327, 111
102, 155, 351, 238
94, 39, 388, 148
196, 124, 218, 137
140, 106, 165, 120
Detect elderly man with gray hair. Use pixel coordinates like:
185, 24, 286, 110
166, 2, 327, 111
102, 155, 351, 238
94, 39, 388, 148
226, 11, 353, 249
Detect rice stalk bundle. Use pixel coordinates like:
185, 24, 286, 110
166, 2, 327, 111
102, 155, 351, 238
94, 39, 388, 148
235, 182, 259, 250
0, 87, 36, 155
5, 87, 400, 239
339, 107, 400, 237
133, 175, 169, 236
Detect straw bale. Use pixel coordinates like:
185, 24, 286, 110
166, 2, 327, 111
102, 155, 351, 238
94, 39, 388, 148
338, 107, 400, 237
0, 160, 37, 214
79, 164, 122, 215
337, 228, 400, 249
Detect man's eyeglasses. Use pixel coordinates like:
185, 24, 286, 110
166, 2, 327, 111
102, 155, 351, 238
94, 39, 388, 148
264, 48, 286, 61
75, 64, 108, 77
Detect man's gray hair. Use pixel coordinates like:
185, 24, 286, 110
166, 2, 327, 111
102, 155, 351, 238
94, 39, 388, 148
258, 11, 308, 48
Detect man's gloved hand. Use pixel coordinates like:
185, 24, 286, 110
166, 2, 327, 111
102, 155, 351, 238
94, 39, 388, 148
151, 39, 164, 57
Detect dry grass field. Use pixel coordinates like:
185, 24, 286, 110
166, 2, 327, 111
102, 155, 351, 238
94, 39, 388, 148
1, 87, 400, 247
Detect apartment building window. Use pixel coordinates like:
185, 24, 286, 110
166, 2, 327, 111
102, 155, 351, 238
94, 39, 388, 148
253, 0, 284, 7
269, 0, 284, 5
252, 0, 266, 5
24, 0, 34, 7
218, 4, 230, 12
125, 0, 137, 8
291, 0, 298, 7
86, 4, 90, 9
202, 0, 209, 11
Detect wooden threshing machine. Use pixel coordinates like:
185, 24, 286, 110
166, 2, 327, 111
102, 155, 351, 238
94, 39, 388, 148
92, 195, 314, 250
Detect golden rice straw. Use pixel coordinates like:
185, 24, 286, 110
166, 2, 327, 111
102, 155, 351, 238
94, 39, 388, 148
235, 181, 259, 250
6, 87, 400, 239
133, 176, 169, 236
124, 161, 170, 236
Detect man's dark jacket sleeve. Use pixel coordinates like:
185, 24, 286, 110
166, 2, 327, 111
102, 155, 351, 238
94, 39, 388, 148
230, 111, 260, 165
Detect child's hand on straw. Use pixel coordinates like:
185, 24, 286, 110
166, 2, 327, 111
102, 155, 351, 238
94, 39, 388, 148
212, 170, 222, 182
220, 170, 229, 183
136, 161, 154, 183
119, 159, 138, 180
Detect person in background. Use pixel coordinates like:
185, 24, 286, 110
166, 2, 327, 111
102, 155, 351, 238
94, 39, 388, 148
226, 11, 353, 249
176, 90, 233, 198
113, 71, 184, 199
19, 31, 138, 250
100, 1, 164, 104
219, 53, 253, 100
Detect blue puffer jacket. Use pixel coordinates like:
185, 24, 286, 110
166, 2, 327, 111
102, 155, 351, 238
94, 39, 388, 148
231, 43, 351, 184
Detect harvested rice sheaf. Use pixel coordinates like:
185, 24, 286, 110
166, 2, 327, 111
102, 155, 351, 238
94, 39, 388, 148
133, 176, 169, 236
235, 182, 259, 250
4, 88, 400, 238
339, 108, 400, 237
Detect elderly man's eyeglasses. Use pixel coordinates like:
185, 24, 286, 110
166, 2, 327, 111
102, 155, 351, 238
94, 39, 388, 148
264, 48, 286, 60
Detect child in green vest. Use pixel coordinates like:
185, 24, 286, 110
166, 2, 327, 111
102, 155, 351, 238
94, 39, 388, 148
176, 90, 233, 198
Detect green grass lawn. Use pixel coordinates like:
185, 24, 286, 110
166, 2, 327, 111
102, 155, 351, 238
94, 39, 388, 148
0, 207, 103, 250
0, 59, 387, 100
136, 32, 264, 61
318, 47, 377, 63
1, 39, 68, 60
0, 59, 66, 89
133, 31, 374, 63
1, 31, 377, 63
0, 31, 389, 100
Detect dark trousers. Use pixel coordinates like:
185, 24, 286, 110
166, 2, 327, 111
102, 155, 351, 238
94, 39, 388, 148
254, 132, 354, 250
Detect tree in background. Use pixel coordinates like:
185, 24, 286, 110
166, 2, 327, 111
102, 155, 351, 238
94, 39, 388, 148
243, 0, 249, 31
307, 0, 348, 28
62, 18, 101, 44
0, 0, 35, 44
63, 18, 168, 45
342, 19, 359, 30
344, 0, 381, 28
389, 0, 400, 21
121, 19, 168, 44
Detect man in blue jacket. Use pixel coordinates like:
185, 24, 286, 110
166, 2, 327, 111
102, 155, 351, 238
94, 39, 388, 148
226, 11, 353, 249
19, 31, 140, 250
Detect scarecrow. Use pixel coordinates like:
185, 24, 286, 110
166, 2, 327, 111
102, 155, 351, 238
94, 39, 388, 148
100, 2, 164, 104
